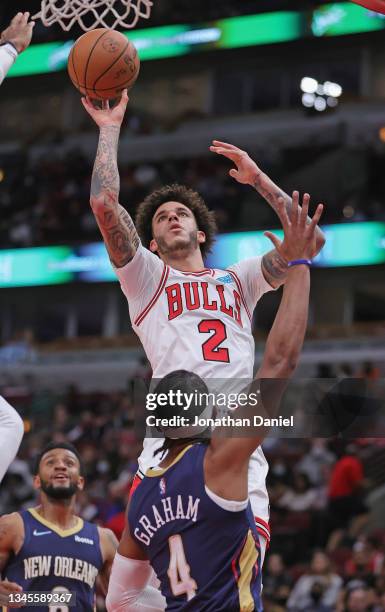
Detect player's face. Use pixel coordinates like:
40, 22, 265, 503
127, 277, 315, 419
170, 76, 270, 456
150, 201, 206, 257
35, 449, 84, 500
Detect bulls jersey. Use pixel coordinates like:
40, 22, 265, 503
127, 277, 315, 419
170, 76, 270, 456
129, 443, 263, 611
3, 508, 103, 611
117, 245, 273, 532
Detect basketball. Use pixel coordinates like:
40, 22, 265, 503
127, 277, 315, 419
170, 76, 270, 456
350, 0, 385, 13
68, 28, 140, 100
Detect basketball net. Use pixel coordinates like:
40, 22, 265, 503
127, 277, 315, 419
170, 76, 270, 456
33, 0, 153, 31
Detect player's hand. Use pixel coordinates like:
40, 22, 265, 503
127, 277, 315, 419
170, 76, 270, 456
81, 89, 129, 128
209, 140, 261, 185
264, 192, 324, 262
0, 580, 24, 607
0, 12, 35, 53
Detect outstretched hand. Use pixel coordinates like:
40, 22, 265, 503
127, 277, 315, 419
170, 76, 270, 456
0, 12, 34, 53
81, 89, 129, 128
209, 140, 261, 185
265, 192, 324, 262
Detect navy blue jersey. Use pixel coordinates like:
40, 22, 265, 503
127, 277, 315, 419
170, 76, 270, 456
129, 443, 262, 611
3, 508, 104, 611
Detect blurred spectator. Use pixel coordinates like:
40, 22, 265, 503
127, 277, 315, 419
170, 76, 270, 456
287, 551, 343, 611
296, 440, 336, 488
277, 472, 318, 513
263, 553, 293, 610
357, 362, 380, 382
327, 443, 368, 548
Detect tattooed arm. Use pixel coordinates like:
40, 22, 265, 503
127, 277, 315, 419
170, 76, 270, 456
210, 140, 326, 288
82, 91, 140, 268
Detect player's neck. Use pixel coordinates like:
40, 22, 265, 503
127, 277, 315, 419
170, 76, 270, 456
159, 249, 206, 272
36, 498, 78, 530
159, 441, 191, 467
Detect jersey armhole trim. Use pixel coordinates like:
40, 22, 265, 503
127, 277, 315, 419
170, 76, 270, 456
227, 270, 252, 321
204, 485, 248, 512
134, 265, 169, 327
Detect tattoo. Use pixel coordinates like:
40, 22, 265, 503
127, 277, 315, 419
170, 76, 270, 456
262, 249, 288, 287
90, 126, 140, 267
253, 172, 291, 216
253, 172, 325, 248
94, 195, 140, 268
91, 126, 121, 198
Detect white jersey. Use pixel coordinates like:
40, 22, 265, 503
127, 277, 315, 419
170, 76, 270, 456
0, 396, 24, 482
0, 44, 18, 86
117, 245, 274, 530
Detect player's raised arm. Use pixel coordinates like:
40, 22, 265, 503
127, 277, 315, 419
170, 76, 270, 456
0, 12, 34, 86
82, 90, 140, 268
210, 140, 326, 288
207, 196, 323, 477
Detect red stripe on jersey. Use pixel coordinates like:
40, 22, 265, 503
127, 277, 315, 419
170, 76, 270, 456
227, 270, 252, 321
181, 269, 212, 277
255, 517, 271, 542
134, 266, 170, 326
129, 474, 143, 499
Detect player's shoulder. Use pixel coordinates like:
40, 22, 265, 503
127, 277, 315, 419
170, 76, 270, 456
0, 511, 23, 529
97, 526, 118, 560
226, 255, 263, 273
0, 511, 24, 544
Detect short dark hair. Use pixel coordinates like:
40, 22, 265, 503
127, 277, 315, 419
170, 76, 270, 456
153, 370, 210, 455
153, 370, 209, 423
34, 442, 83, 475
135, 183, 217, 258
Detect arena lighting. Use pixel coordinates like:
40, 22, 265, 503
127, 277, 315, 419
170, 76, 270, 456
300, 77, 319, 94
324, 81, 343, 97
314, 96, 327, 111
302, 93, 316, 107
379, 127, 385, 142
300, 77, 342, 112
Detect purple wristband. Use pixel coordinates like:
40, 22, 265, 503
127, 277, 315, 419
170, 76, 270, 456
287, 259, 312, 267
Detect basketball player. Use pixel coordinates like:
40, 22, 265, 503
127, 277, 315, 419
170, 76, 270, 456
0, 442, 117, 610
0, 13, 34, 488
106, 198, 318, 611
0, 397, 24, 484
0, 12, 34, 86
82, 91, 325, 560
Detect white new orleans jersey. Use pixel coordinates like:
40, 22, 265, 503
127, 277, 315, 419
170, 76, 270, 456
117, 245, 274, 536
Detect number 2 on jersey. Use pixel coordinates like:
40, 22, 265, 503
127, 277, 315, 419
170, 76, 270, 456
168, 535, 197, 601
198, 319, 230, 363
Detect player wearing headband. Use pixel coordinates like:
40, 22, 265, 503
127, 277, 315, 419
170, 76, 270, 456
106, 201, 321, 611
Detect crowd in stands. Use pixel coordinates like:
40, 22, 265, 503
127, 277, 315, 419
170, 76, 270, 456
1, 146, 384, 249
1, 359, 385, 610
0, 1, 332, 44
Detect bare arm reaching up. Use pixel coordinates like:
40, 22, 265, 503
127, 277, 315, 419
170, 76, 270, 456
210, 140, 326, 288
205, 195, 324, 500
0, 12, 34, 86
82, 91, 140, 268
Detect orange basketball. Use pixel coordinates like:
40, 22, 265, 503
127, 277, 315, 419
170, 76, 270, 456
68, 28, 140, 100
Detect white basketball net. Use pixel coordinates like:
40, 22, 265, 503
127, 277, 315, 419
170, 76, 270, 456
33, 0, 153, 31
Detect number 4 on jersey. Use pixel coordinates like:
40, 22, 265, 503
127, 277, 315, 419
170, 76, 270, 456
167, 535, 197, 601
